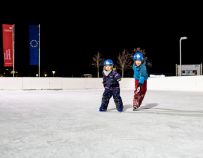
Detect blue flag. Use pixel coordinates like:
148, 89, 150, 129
29, 25, 39, 65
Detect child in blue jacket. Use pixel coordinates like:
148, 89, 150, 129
99, 59, 123, 112
132, 52, 148, 110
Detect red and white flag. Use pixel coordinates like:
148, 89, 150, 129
2, 24, 15, 67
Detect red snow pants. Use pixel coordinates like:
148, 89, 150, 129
133, 80, 147, 108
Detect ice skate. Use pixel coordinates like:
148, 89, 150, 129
133, 98, 140, 111
99, 106, 107, 112
133, 106, 139, 111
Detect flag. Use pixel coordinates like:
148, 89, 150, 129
29, 25, 40, 65
2, 24, 14, 67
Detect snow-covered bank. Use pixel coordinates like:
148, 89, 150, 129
0, 76, 203, 91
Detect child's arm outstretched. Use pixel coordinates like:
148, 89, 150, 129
114, 71, 122, 82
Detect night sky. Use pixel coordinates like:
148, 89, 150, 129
0, 2, 202, 77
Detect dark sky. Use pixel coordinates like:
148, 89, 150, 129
0, 2, 202, 77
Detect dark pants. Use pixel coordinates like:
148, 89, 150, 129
133, 80, 147, 108
99, 88, 123, 112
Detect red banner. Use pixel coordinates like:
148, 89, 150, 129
2, 24, 14, 67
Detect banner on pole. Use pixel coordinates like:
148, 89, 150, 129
2, 24, 14, 67
29, 25, 39, 65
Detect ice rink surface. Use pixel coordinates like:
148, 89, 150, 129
0, 89, 203, 158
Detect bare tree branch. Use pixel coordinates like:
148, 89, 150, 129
92, 51, 103, 78
117, 49, 132, 78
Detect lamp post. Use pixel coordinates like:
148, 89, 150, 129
179, 36, 188, 76
52, 71, 55, 77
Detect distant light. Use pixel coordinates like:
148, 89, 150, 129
180, 37, 187, 40
52, 71, 56, 77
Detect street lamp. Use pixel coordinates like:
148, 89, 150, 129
52, 71, 56, 77
179, 36, 188, 76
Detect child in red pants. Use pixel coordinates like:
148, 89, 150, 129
132, 52, 148, 110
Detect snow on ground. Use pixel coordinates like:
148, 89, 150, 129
0, 89, 203, 158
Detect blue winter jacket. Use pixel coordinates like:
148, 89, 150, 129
133, 62, 148, 84
102, 70, 121, 89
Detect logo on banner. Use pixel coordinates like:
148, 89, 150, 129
4, 49, 12, 60
30, 40, 39, 47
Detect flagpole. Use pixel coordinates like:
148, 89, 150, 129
38, 24, 40, 77
13, 24, 15, 77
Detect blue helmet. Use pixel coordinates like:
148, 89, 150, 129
133, 52, 144, 61
104, 59, 114, 66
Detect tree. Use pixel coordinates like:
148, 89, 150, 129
92, 51, 103, 78
117, 49, 132, 78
